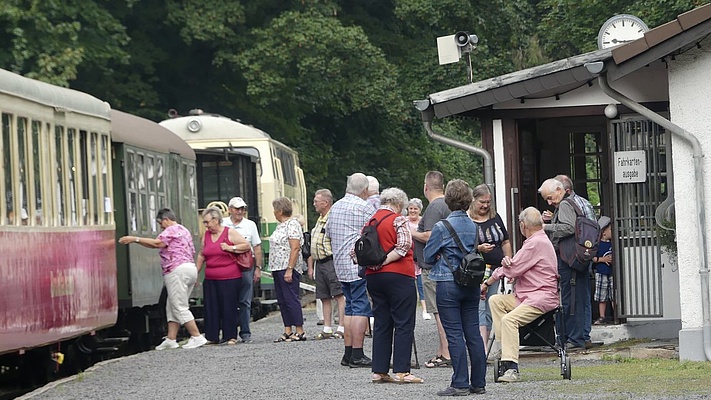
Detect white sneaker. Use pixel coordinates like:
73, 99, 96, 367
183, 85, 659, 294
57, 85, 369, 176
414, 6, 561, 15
422, 311, 432, 320
498, 369, 520, 382
155, 338, 179, 351
182, 335, 208, 349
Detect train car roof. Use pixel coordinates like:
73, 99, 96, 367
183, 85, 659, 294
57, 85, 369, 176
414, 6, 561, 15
159, 114, 272, 141
0, 68, 111, 120
111, 110, 196, 160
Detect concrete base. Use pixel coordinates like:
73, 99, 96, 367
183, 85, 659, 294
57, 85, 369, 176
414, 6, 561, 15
590, 318, 681, 345
679, 327, 707, 361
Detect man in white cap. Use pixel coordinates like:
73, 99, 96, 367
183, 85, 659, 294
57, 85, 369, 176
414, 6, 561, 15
223, 196, 263, 343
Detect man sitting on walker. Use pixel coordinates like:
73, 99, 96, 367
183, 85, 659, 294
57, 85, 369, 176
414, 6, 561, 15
480, 207, 559, 383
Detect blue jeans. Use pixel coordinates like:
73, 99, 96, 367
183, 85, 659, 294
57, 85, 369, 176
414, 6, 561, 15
558, 257, 592, 347
436, 281, 487, 390
238, 268, 254, 339
479, 278, 500, 330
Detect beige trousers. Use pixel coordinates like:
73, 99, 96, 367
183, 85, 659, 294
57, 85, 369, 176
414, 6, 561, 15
489, 294, 544, 363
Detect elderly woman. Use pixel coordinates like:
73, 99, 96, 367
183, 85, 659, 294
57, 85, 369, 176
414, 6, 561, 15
270, 197, 307, 342
364, 188, 422, 384
468, 184, 512, 354
424, 180, 486, 396
407, 198, 430, 320
119, 208, 208, 350
196, 206, 251, 345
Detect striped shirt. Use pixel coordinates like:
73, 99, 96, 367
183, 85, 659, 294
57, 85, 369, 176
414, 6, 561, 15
326, 193, 375, 282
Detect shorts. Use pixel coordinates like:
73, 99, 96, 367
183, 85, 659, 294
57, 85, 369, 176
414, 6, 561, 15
594, 273, 614, 302
341, 278, 372, 317
315, 258, 343, 299
421, 268, 438, 314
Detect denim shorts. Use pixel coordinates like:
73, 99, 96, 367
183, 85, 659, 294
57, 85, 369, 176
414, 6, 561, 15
341, 279, 372, 317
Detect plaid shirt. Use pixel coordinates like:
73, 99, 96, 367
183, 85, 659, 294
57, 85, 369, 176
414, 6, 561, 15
326, 193, 375, 282
310, 211, 332, 260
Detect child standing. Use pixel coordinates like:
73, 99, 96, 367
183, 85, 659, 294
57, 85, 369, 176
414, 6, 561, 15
593, 216, 613, 324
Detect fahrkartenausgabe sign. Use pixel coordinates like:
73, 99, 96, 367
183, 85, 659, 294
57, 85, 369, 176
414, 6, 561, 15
614, 150, 646, 183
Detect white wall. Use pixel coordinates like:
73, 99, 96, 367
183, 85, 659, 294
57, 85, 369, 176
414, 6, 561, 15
667, 39, 711, 359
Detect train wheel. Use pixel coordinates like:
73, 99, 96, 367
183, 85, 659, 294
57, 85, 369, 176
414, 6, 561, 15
493, 359, 501, 383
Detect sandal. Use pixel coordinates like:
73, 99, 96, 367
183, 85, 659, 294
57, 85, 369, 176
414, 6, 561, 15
314, 332, 333, 340
393, 372, 424, 384
425, 355, 451, 368
286, 332, 307, 342
222, 338, 238, 345
274, 333, 292, 342
372, 373, 395, 383
332, 331, 344, 339
593, 317, 607, 325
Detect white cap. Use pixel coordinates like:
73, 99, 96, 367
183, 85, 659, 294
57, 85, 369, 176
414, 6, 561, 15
20, 208, 28, 220
228, 197, 247, 209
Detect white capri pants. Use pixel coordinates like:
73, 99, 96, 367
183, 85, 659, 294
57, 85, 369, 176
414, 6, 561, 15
164, 262, 198, 325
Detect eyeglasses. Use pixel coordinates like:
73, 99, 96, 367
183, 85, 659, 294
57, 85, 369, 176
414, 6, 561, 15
155, 219, 163, 224
202, 219, 213, 225
476, 199, 492, 204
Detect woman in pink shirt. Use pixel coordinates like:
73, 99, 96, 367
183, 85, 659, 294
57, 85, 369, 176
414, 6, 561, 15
196, 207, 251, 345
119, 208, 208, 350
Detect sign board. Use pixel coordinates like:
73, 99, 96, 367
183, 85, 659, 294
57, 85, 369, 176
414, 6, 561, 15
614, 150, 646, 183
437, 35, 461, 65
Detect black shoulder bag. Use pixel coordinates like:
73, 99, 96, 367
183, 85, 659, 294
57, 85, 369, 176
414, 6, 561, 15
441, 220, 486, 287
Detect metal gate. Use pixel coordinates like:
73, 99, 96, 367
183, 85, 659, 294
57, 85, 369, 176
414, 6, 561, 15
610, 117, 667, 318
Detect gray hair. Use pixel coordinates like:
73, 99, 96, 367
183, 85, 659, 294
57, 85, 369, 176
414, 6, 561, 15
538, 178, 564, 194
346, 173, 369, 195
202, 207, 223, 223
555, 174, 573, 191
408, 198, 423, 210
519, 207, 543, 227
272, 197, 293, 217
367, 176, 380, 194
156, 208, 177, 222
314, 188, 333, 205
380, 187, 408, 211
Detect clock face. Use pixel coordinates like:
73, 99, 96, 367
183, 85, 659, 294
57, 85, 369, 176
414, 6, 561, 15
597, 14, 649, 50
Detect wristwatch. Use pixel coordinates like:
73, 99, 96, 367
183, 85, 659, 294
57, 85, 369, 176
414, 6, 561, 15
232, 245, 237, 252
483, 281, 491, 287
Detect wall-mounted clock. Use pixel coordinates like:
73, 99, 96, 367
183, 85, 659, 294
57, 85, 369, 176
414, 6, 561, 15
597, 14, 649, 50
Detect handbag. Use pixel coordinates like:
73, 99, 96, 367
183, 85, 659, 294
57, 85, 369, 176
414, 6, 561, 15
223, 237, 254, 270
441, 220, 486, 287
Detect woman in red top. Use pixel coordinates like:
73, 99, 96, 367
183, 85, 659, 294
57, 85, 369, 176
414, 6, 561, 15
363, 188, 422, 384
196, 206, 251, 345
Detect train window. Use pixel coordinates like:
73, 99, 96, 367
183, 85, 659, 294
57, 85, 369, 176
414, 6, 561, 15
275, 147, 297, 186
55, 126, 65, 225
32, 120, 43, 226
79, 130, 90, 225
2, 114, 12, 225
137, 154, 148, 232
67, 129, 78, 226
156, 158, 164, 192
101, 135, 110, 224
147, 156, 155, 191
90, 132, 99, 225
17, 117, 28, 226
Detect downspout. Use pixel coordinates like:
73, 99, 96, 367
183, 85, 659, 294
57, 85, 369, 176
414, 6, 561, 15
594, 68, 711, 361
414, 102, 495, 190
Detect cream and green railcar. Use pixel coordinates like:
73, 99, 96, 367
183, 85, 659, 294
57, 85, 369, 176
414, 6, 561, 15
159, 111, 307, 257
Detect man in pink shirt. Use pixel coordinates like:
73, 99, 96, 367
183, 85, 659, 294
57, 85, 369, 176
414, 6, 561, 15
480, 207, 558, 383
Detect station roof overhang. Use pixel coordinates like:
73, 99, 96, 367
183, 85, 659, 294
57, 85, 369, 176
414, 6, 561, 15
421, 3, 711, 119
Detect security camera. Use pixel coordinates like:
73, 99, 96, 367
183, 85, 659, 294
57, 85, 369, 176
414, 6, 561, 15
454, 31, 479, 48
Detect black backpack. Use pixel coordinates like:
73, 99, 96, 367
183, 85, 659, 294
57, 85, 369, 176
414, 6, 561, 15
355, 212, 397, 268
301, 231, 311, 261
559, 198, 600, 271
442, 220, 486, 287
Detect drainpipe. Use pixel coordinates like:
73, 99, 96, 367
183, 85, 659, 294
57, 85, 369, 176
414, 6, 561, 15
414, 101, 495, 190
592, 66, 711, 361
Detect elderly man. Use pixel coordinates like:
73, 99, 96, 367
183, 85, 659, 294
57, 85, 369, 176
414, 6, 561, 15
223, 196, 263, 343
482, 207, 558, 383
366, 175, 380, 211
326, 173, 376, 368
307, 189, 346, 340
538, 178, 592, 350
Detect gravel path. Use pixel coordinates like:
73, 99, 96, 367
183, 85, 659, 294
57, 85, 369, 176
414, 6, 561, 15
23, 307, 690, 400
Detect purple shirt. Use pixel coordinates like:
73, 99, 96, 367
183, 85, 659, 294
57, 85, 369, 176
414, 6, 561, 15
491, 229, 558, 313
157, 223, 196, 275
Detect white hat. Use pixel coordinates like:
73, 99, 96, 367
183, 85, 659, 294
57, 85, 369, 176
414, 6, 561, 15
598, 216, 611, 230
20, 208, 28, 220
228, 197, 247, 208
